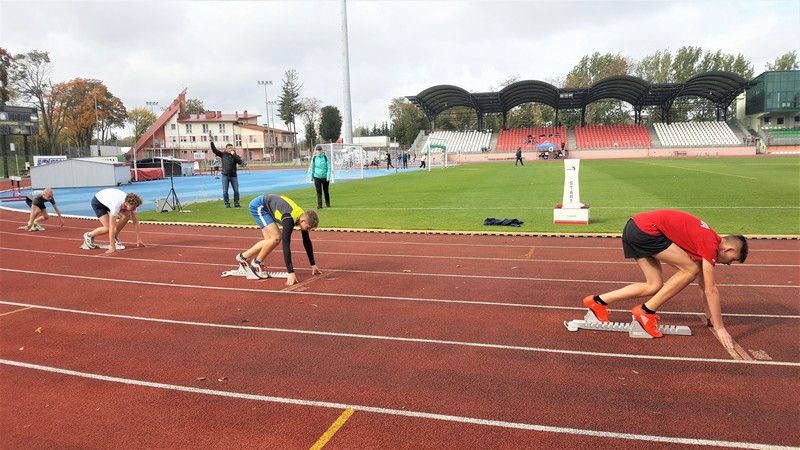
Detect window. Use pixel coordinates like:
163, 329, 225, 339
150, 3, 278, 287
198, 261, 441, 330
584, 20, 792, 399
235, 134, 242, 146
764, 117, 771, 124
219, 124, 226, 133
185, 124, 192, 134
201, 135, 208, 142
180, 135, 187, 142
171, 124, 176, 130
190, 136, 196, 142
202, 124, 209, 133
223, 135, 230, 142
249, 135, 257, 143
794, 116, 800, 123
170, 136, 177, 143
777, 117, 784, 125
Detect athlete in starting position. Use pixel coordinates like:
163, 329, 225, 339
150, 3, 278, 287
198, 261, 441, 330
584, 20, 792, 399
582, 209, 747, 348
235, 194, 320, 286
21, 188, 64, 231
83, 188, 146, 254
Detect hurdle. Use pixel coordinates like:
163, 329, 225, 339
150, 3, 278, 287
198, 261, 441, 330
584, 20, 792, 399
221, 266, 289, 280
564, 311, 692, 339
1, 176, 25, 202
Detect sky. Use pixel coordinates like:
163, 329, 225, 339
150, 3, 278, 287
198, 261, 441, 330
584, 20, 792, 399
1, 0, 798, 137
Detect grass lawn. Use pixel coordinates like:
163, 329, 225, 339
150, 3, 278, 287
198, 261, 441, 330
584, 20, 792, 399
137, 157, 800, 236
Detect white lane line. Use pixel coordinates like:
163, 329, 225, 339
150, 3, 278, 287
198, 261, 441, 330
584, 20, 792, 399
2, 248, 799, 282
2, 269, 799, 320
0, 300, 797, 367
0, 359, 794, 450
630, 160, 759, 180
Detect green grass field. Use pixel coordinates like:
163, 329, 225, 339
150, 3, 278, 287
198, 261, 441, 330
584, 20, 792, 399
137, 157, 800, 236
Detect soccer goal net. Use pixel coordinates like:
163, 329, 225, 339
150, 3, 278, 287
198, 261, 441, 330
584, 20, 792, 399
307, 143, 366, 182
422, 137, 447, 170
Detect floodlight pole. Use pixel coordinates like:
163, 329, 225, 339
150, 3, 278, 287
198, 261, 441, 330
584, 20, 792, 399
340, 0, 353, 145
258, 80, 273, 166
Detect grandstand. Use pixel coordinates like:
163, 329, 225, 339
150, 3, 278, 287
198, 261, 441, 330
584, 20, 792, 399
406, 70, 799, 160
653, 122, 740, 146
574, 124, 651, 149
425, 130, 492, 153
496, 127, 566, 151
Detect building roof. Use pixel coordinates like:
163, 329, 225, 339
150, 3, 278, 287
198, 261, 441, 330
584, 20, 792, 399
407, 71, 758, 118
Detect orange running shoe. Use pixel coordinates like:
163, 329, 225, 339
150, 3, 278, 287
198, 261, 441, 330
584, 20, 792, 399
632, 305, 663, 338
583, 295, 609, 322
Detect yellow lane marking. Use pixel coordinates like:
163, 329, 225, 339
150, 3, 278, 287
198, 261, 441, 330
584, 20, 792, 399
309, 408, 355, 450
0, 306, 31, 317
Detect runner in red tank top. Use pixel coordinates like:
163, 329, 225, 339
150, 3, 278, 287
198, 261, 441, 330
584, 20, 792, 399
582, 209, 748, 348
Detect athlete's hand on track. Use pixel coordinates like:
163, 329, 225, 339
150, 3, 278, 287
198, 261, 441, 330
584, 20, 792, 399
716, 328, 735, 349
311, 265, 321, 275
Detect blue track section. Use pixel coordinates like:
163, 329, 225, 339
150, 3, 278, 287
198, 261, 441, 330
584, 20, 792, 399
3, 168, 397, 217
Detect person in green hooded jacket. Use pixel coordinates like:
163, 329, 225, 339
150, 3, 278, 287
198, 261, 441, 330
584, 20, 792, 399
310, 144, 332, 209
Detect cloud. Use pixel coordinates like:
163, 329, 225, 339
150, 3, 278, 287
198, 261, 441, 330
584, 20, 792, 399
2, 0, 797, 137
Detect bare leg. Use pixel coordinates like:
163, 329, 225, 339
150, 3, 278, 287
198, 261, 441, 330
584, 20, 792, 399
599, 244, 700, 311
255, 222, 281, 263
598, 257, 663, 304
89, 215, 111, 238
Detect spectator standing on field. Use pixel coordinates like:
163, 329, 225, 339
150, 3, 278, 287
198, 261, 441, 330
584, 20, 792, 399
310, 144, 332, 209
210, 137, 244, 208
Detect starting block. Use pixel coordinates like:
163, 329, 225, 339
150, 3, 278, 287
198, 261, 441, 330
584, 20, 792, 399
80, 243, 126, 250
221, 266, 289, 280
564, 311, 692, 339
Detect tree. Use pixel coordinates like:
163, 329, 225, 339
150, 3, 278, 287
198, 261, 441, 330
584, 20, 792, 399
564, 52, 632, 125
299, 96, 321, 149
127, 107, 157, 145
185, 98, 204, 114
765, 51, 799, 71
319, 105, 342, 143
277, 69, 304, 154
388, 97, 428, 147
57, 78, 126, 149
8, 50, 61, 152
304, 121, 317, 149
0, 48, 12, 104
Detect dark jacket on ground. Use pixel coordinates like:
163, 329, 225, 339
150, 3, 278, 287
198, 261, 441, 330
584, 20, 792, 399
210, 141, 244, 177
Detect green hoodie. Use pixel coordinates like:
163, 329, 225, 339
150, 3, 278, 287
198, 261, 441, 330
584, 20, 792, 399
310, 152, 332, 179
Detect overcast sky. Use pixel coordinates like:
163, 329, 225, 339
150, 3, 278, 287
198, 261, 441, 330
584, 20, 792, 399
1, 0, 798, 136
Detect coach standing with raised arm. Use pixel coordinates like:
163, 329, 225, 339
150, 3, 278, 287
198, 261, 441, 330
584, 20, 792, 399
210, 134, 244, 208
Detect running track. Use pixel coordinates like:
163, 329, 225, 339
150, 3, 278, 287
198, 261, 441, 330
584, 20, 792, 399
1, 209, 798, 449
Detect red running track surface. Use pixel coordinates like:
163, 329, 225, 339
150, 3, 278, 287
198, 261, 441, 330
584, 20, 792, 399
1, 209, 798, 449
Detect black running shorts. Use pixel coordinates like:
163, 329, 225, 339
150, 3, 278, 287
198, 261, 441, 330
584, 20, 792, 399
621, 218, 673, 259
91, 196, 111, 218
25, 198, 47, 210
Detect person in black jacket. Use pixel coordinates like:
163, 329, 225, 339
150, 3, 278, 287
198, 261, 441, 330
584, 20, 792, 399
210, 140, 244, 207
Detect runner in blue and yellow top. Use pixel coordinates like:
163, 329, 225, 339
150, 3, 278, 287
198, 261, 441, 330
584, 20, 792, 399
236, 194, 320, 285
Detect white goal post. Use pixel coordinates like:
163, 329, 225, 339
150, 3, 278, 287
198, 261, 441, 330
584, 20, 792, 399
306, 143, 366, 182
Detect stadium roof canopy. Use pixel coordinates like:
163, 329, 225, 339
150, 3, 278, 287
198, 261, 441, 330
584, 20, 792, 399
407, 71, 757, 120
